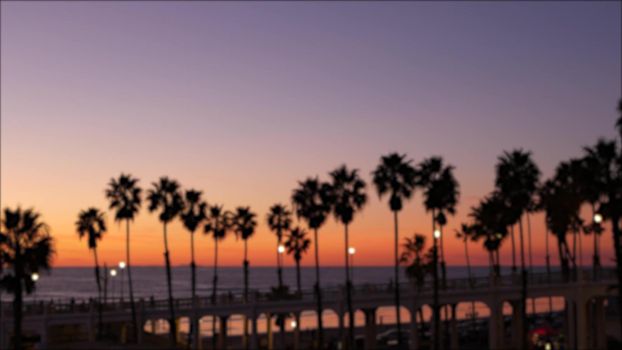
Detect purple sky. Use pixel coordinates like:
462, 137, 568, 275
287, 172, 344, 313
1, 1, 620, 266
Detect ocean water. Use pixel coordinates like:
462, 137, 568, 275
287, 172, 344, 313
9, 265, 555, 301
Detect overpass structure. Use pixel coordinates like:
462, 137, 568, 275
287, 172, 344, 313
0, 268, 617, 350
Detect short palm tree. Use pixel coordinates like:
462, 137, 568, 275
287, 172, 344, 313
105, 173, 141, 340
371, 153, 416, 348
1, 207, 55, 350
204, 204, 231, 347
328, 165, 367, 349
495, 150, 540, 350
232, 206, 257, 302
400, 234, 429, 288
180, 189, 206, 350
75, 207, 106, 338
232, 206, 257, 350
284, 226, 311, 294
266, 204, 292, 290
147, 176, 184, 347
204, 204, 231, 303
291, 177, 332, 349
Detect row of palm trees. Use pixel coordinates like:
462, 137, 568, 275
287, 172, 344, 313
2, 100, 621, 350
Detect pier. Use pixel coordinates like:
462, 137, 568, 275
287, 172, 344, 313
0, 268, 617, 350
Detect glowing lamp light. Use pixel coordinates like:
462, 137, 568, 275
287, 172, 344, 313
278, 245, 285, 254
594, 213, 603, 224
110, 269, 118, 277
348, 247, 356, 255
544, 343, 552, 350
119, 261, 126, 269
290, 320, 297, 329
31, 273, 39, 282
433, 229, 441, 239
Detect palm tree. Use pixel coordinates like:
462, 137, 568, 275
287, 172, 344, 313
75, 207, 106, 338
0, 207, 55, 350
495, 149, 540, 350
232, 206, 257, 350
266, 204, 292, 290
105, 173, 141, 340
232, 207, 257, 302
400, 233, 432, 339
616, 98, 622, 140
582, 138, 622, 339
371, 153, 416, 347
284, 226, 311, 294
455, 224, 477, 331
180, 189, 206, 349
147, 176, 184, 346
203, 204, 231, 347
291, 177, 332, 349
418, 157, 459, 287
328, 165, 367, 349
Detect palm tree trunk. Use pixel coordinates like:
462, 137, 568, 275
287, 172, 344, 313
313, 228, 324, 349
163, 223, 177, 347
277, 228, 283, 290
13, 246, 23, 350
544, 219, 553, 315
93, 248, 103, 339
125, 220, 138, 342
610, 213, 622, 343
464, 238, 472, 284
440, 221, 447, 289
344, 223, 354, 349
243, 239, 250, 350
393, 211, 403, 348
190, 230, 198, 350
591, 204, 601, 276
518, 217, 527, 350
432, 212, 440, 350
510, 225, 517, 273
527, 213, 536, 314
212, 238, 219, 350
295, 259, 302, 294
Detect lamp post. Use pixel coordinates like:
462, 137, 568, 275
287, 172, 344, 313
110, 268, 118, 304
348, 247, 356, 283
31, 273, 40, 303
433, 228, 441, 350
118, 261, 126, 303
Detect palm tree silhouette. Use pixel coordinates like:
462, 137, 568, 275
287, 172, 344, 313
581, 138, 622, 339
455, 224, 477, 331
180, 189, 207, 349
284, 226, 311, 294
232, 207, 257, 303
371, 153, 416, 348
203, 204, 231, 347
105, 173, 141, 341
328, 165, 367, 349
291, 177, 332, 349
266, 204, 292, 290
616, 98, 622, 140
418, 157, 459, 287
147, 176, 184, 347
495, 149, 540, 350
75, 207, 106, 339
400, 234, 429, 288
232, 206, 257, 350
1, 207, 55, 350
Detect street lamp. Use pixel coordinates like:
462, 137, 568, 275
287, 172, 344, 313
594, 213, 603, 224
31, 273, 39, 282
278, 244, 285, 254
290, 320, 297, 329
348, 247, 356, 283
110, 269, 118, 303
433, 229, 441, 240
119, 261, 126, 302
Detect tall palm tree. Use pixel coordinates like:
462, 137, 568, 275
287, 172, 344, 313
291, 177, 332, 349
266, 204, 292, 290
180, 189, 206, 349
0, 207, 55, 350
147, 176, 184, 346
105, 173, 141, 340
418, 157, 459, 286
495, 150, 540, 350
75, 208, 107, 338
328, 165, 367, 349
232, 206, 257, 350
371, 153, 417, 348
284, 226, 311, 294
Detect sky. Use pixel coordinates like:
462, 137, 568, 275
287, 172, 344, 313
1, 1, 620, 268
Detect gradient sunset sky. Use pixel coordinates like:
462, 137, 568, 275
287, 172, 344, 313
1, 1, 620, 268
